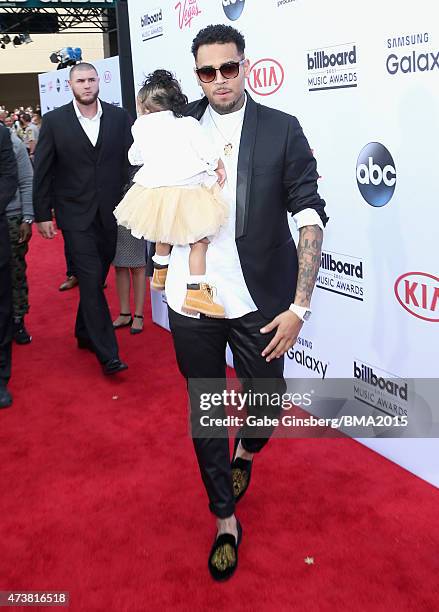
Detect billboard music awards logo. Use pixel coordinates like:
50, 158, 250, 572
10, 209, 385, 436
104, 71, 112, 83
40, 83, 46, 94
317, 251, 364, 301
353, 361, 408, 418
287, 336, 329, 379
141, 8, 163, 41
386, 31, 439, 76
64, 79, 70, 92
222, 0, 245, 21
247, 59, 284, 96
394, 272, 439, 322
307, 43, 358, 91
175, 0, 201, 30
56, 78, 61, 93
356, 142, 396, 207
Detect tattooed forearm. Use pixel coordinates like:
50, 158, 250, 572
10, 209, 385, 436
294, 225, 323, 307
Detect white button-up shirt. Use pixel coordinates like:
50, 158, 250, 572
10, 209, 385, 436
166, 97, 323, 319
73, 98, 102, 146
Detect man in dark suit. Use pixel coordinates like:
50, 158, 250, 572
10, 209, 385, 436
33, 62, 132, 374
165, 25, 328, 580
0, 124, 18, 407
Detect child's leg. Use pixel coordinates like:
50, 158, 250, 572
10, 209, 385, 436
113, 266, 132, 327
154, 242, 171, 261
189, 239, 209, 279
183, 239, 225, 318
151, 242, 171, 291
131, 266, 146, 331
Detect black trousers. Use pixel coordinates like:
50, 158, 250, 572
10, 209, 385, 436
62, 215, 118, 364
62, 230, 76, 278
0, 217, 12, 385
168, 307, 286, 519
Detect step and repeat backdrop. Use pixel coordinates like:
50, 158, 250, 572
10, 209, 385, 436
127, 0, 439, 485
38, 55, 122, 114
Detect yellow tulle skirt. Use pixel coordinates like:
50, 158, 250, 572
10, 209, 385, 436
113, 182, 228, 245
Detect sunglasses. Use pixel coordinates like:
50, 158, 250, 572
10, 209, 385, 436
195, 59, 246, 83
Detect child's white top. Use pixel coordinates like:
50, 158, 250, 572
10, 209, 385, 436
128, 110, 219, 188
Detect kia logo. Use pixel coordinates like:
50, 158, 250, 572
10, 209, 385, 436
247, 58, 284, 96
104, 71, 111, 83
356, 142, 396, 207
394, 272, 439, 322
222, 0, 245, 21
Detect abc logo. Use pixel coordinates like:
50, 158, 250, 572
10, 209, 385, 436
356, 142, 396, 207
222, 0, 245, 21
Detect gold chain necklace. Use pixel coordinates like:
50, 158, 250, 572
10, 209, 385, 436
208, 107, 242, 156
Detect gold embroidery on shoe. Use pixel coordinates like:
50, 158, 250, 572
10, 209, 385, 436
211, 543, 236, 571
232, 468, 248, 497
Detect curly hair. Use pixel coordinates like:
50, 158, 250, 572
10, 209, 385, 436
137, 70, 188, 117
191, 24, 245, 59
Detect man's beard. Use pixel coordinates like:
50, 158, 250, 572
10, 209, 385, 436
210, 92, 245, 115
75, 91, 99, 105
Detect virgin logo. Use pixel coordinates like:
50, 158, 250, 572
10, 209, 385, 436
247, 59, 284, 96
394, 272, 439, 322
175, 0, 201, 29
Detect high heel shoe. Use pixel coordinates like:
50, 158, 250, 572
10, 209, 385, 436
130, 314, 144, 335
113, 313, 133, 329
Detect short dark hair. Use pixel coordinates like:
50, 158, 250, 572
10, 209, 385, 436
191, 24, 245, 59
137, 70, 188, 118
69, 62, 98, 79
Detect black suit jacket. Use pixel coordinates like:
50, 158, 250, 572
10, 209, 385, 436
33, 100, 132, 231
185, 92, 328, 319
0, 125, 18, 216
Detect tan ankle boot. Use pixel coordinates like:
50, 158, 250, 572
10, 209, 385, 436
182, 283, 225, 318
151, 267, 167, 290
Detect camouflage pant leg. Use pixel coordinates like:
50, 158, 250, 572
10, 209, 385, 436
7, 216, 29, 318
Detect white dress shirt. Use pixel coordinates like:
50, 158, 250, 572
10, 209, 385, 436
166, 96, 323, 319
73, 98, 103, 147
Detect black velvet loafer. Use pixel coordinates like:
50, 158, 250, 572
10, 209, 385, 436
231, 434, 253, 503
208, 520, 242, 582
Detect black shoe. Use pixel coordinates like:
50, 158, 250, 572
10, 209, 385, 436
77, 337, 94, 352
113, 313, 133, 329
130, 314, 144, 335
13, 318, 32, 345
208, 520, 242, 582
0, 385, 12, 408
102, 358, 128, 376
231, 434, 253, 503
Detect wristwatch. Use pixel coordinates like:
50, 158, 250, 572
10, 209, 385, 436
289, 303, 312, 321
23, 218, 34, 225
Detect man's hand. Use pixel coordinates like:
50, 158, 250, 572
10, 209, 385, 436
260, 310, 303, 362
18, 222, 32, 244
37, 221, 57, 239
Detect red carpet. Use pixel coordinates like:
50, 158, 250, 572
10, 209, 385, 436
0, 233, 438, 611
